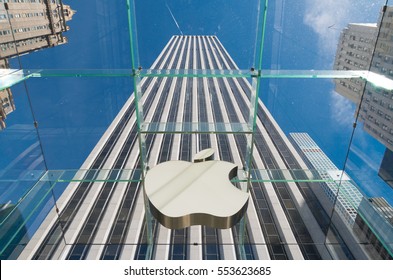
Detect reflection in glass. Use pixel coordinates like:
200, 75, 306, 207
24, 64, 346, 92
0, 87, 15, 130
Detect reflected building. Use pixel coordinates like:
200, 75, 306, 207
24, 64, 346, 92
0, 57, 8, 68
333, 5, 393, 153
0, 87, 15, 130
0, 57, 14, 130
290, 132, 393, 259
0, 0, 74, 130
0, 0, 75, 61
379, 148, 393, 189
333, 23, 376, 103
16, 35, 383, 260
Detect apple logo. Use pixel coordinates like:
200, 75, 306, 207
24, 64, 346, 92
144, 148, 249, 229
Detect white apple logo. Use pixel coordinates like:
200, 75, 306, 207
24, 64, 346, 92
144, 149, 249, 229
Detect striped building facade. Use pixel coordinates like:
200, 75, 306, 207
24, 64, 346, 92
19, 35, 370, 260
289, 132, 364, 226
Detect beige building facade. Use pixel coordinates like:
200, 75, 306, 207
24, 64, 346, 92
0, 0, 74, 60
0, 0, 74, 130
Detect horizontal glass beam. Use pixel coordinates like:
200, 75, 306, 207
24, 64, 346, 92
0, 69, 377, 79
258, 70, 367, 79
3, 69, 393, 89
139, 69, 253, 78
0, 169, 45, 182
0, 69, 28, 90
242, 169, 345, 183
0, 168, 364, 184
40, 169, 142, 183
140, 122, 253, 134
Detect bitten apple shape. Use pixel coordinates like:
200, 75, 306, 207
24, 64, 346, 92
144, 149, 249, 229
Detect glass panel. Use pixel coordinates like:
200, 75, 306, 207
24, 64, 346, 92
134, 0, 262, 70
1, 0, 393, 261
339, 2, 393, 260
23, 77, 133, 170
0, 79, 46, 259
4, 1, 130, 70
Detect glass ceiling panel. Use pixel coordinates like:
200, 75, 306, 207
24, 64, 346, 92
134, 0, 262, 70
0, 168, 354, 184
264, 0, 387, 70
22, 77, 133, 170
5, 1, 132, 70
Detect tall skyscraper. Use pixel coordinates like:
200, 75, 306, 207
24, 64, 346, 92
15, 35, 379, 260
333, 6, 393, 152
0, 0, 75, 60
289, 133, 364, 226
291, 133, 393, 259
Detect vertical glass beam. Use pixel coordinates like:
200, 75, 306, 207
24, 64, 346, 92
253, 0, 269, 70
133, 74, 147, 170
238, 0, 269, 259
245, 77, 259, 171
239, 76, 260, 260
126, 0, 152, 260
126, 0, 140, 70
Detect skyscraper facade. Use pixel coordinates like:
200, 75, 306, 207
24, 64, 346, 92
333, 6, 393, 152
0, 0, 75, 60
17, 35, 375, 260
291, 133, 393, 259
289, 133, 364, 226
333, 23, 376, 103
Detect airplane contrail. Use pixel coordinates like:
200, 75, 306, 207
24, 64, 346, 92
166, 2, 184, 35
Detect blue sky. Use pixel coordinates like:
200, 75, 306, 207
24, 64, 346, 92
1, 0, 393, 205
